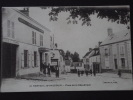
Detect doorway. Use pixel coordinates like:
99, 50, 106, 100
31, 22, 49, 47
2, 43, 18, 78
40, 52, 43, 71
114, 59, 118, 69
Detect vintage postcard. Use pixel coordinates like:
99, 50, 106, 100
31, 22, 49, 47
1, 6, 132, 92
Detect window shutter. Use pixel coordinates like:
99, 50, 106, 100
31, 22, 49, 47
31, 53, 34, 68
37, 54, 39, 67
21, 53, 24, 68
28, 53, 30, 67
11, 22, 14, 38
7, 20, 10, 37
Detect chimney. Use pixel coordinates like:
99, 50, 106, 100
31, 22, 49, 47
89, 48, 92, 51
107, 28, 113, 36
20, 7, 29, 16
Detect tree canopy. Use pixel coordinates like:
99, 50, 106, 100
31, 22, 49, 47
72, 52, 80, 62
41, 6, 130, 28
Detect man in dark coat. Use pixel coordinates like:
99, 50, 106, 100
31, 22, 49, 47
77, 69, 80, 77
93, 69, 96, 76
47, 63, 51, 77
56, 65, 59, 78
118, 69, 121, 77
43, 62, 46, 76
90, 69, 92, 76
85, 70, 89, 76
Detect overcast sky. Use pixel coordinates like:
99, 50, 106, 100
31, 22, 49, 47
15, 7, 128, 58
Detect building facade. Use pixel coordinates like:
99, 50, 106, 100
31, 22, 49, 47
83, 48, 93, 71
89, 48, 101, 73
100, 28, 132, 73
2, 8, 52, 78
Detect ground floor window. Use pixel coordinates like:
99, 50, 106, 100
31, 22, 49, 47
121, 58, 125, 68
24, 50, 28, 67
34, 51, 37, 67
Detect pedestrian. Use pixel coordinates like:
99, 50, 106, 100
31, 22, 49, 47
90, 69, 92, 76
56, 65, 59, 78
43, 62, 46, 76
77, 69, 80, 77
85, 70, 89, 76
47, 63, 51, 77
93, 69, 96, 76
81, 70, 84, 76
118, 70, 121, 77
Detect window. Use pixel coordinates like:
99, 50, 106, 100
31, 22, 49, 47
34, 51, 37, 67
11, 22, 14, 38
7, 20, 10, 37
7, 20, 15, 38
105, 48, 108, 56
40, 35, 43, 46
32, 31, 36, 44
120, 46, 124, 55
51, 36, 52, 41
121, 58, 125, 68
24, 50, 28, 67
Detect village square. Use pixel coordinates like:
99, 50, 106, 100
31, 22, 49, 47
1, 6, 132, 92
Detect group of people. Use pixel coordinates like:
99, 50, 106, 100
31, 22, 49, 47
42, 62, 59, 78
77, 69, 96, 77
42, 62, 51, 77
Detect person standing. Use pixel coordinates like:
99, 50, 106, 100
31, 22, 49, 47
77, 69, 80, 77
118, 69, 121, 77
85, 70, 89, 76
43, 62, 46, 77
93, 69, 96, 76
56, 65, 59, 78
90, 69, 92, 76
47, 63, 51, 77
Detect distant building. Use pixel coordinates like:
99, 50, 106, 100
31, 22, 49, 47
89, 47, 101, 73
2, 7, 52, 78
100, 28, 132, 73
83, 48, 92, 70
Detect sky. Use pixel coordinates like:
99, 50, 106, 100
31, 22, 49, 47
14, 7, 128, 58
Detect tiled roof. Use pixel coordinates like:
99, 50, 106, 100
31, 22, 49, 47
83, 51, 91, 58
100, 29, 130, 46
89, 48, 100, 57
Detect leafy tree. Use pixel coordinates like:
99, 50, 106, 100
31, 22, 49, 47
72, 52, 80, 62
41, 6, 130, 28
65, 50, 71, 59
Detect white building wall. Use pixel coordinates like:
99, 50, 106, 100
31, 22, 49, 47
2, 8, 51, 76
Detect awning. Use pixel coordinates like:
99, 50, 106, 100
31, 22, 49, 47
38, 47, 50, 52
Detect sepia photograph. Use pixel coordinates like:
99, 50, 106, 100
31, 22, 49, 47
1, 6, 132, 92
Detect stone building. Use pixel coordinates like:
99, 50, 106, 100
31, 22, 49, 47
89, 47, 101, 73
100, 28, 132, 73
2, 7, 53, 78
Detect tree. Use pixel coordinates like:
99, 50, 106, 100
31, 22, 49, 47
72, 52, 80, 62
65, 50, 71, 59
41, 6, 130, 28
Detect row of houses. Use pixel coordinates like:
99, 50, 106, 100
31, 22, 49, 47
83, 28, 132, 73
2, 7, 65, 78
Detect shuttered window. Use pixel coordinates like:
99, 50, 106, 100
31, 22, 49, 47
7, 20, 15, 38
11, 22, 14, 38
7, 20, 10, 37
34, 51, 37, 67
24, 50, 28, 68
32, 31, 36, 44
40, 35, 43, 46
